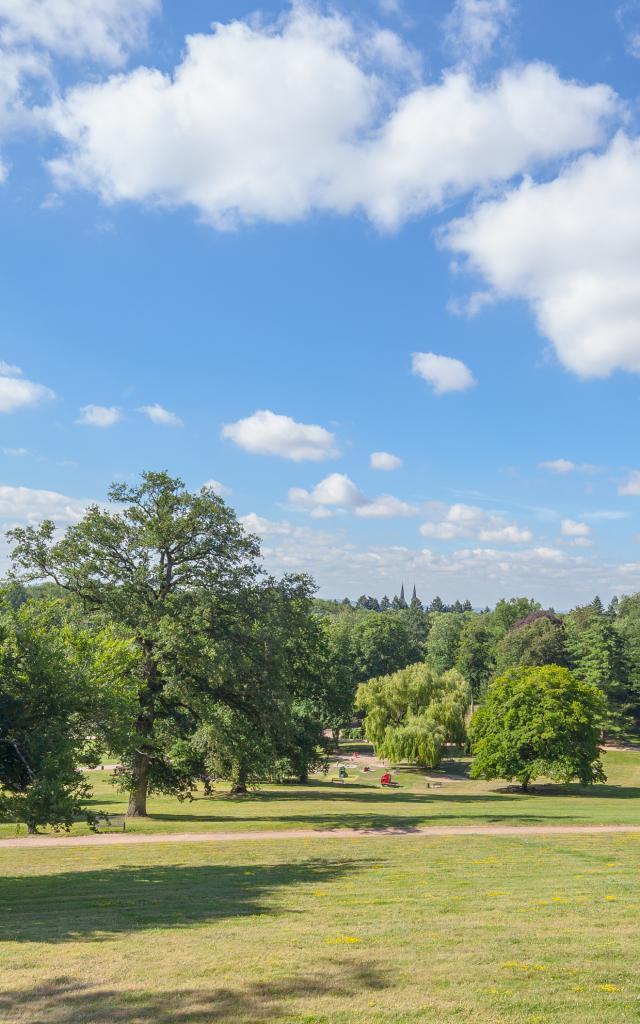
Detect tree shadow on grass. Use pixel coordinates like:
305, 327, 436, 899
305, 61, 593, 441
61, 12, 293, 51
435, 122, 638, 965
0, 965, 392, 1023
0, 857, 368, 944
144, 808, 564, 830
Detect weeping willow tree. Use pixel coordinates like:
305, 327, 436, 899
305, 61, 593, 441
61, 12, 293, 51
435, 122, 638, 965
355, 663, 470, 768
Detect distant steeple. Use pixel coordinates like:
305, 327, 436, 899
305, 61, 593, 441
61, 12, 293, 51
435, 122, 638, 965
399, 583, 407, 609
411, 584, 417, 603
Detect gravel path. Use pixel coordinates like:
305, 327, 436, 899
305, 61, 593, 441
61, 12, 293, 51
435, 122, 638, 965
2, 823, 640, 849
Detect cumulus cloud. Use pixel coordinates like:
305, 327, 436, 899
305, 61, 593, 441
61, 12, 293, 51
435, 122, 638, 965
202, 479, 231, 498
44, 7, 617, 230
289, 472, 366, 517
443, 0, 513, 64
420, 502, 533, 543
0, 362, 54, 412
76, 403, 121, 427
356, 494, 418, 518
444, 133, 640, 379
619, 470, 640, 496
289, 472, 417, 519
539, 458, 600, 474
0, 483, 93, 524
370, 450, 402, 470
137, 402, 183, 426
222, 410, 339, 462
0, 0, 159, 66
561, 518, 591, 537
238, 510, 620, 606
412, 351, 476, 394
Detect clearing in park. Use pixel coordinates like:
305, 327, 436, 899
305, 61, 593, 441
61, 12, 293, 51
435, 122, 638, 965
1, 747, 639, 1023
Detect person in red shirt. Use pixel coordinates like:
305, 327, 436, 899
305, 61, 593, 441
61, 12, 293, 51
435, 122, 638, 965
380, 771, 391, 786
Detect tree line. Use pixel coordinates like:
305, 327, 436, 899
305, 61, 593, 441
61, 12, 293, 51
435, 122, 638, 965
1, 470, 638, 832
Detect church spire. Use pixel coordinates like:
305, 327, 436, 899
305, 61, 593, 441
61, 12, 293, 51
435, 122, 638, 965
411, 584, 417, 604
399, 583, 407, 609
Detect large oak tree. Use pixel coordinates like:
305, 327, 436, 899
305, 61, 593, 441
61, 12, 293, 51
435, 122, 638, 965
8, 471, 262, 816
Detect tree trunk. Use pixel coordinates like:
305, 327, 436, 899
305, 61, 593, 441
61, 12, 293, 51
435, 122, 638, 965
127, 754, 150, 816
229, 762, 248, 796
126, 644, 160, 818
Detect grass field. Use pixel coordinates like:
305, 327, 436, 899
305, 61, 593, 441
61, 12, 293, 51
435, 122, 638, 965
2, 830, 640, 1023
2, 747, 639, 839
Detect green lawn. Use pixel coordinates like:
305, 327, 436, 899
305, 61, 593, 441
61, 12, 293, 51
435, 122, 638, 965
2, 748, 639, 838
1, 831, 639, 1022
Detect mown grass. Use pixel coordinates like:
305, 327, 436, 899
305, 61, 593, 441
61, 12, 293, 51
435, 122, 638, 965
1, 831, 639, 1022
2, 748, 639, 838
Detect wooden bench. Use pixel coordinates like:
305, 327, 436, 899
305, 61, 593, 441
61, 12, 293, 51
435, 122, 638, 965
96, 812, 127, 832
426, 782, 443, 789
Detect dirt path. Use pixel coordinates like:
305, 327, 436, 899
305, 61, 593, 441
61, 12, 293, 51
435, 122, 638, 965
2, 823, 640, 850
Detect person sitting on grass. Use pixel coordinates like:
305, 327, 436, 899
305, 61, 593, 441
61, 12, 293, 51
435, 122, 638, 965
338, 764, 348, 782
380, 771, 391, 786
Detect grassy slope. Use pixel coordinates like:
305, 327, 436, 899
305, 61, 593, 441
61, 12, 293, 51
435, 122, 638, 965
1, 831, 639, 1023
2, 749, 639, 838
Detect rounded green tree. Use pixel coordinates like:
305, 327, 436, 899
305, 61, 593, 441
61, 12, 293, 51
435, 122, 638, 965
469, 665, 607, 791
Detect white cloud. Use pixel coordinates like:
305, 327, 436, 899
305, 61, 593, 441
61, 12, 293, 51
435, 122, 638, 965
202, 479, 231, 498
237, 511, 622, 606
2, 446, 29, 456
539, 458, 600, 474
222, 410, 339, 462
44, 7, 617, 231
76, 403, 121, 427
411, 351, 476, 394
137, 402, 183, 427
289, 472, 417, 519
289, 473, 366, 516
619, 470, 640, 496
617, 3, 640, 58
356, 494, 417, 518
444, 133, 640, 379
539, 458, 576, 474
443, 0, 513, 64
370, 450, 402, 470
420, 501, 533, 543
0, 483, 93, 524
561, 518, 591, 538
0, 362, 54, 412
0, 0, 159, 66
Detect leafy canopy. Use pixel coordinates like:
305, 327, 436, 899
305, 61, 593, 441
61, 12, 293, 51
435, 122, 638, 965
356, 662, 470, 768
469, 665, 607, 791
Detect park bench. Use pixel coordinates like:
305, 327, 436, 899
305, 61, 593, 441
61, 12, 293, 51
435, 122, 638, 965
95, 812, 127, 833
426, 782, 443, 789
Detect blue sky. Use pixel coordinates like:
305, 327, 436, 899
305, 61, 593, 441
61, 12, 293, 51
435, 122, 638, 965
2, 0, 640, 606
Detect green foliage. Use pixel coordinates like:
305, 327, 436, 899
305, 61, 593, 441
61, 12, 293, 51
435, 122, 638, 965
355, 663, 470, 767
425, 612, 464, 675
7, 471, 288, 814
0, 598, 99, 832
350, 612, 421, 682
494, 615, 567, 674
469, 665, 607, 790
455, 615, 495, 700
491, 597, 541, 636
565, 608, 631, 736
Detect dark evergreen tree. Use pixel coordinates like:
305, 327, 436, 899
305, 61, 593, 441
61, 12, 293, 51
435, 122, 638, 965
380, 595, 391, 611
